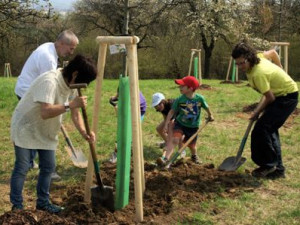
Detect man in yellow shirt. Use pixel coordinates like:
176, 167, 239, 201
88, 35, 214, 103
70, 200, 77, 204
232, 41, 298, 179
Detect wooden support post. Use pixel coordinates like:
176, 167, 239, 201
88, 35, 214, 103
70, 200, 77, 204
134, 53, 145, 192
127, 42, 144, 222
84, 43, 108, 203
225, 57, 233, 81
198, 50, 202, 84
189, 49, 202, 83
270, 42, 290, 73
4, 63, 12, 77
188, 51, 195, 76
284, 45, 288, 73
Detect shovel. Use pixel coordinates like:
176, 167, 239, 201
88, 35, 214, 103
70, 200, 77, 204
165, 119, 210, 169
218, 120, 255, 171
61, 125, 88, 168
70, 83, 114, 212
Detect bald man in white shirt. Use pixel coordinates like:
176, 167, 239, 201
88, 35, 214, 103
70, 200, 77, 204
14, 30, 79, 181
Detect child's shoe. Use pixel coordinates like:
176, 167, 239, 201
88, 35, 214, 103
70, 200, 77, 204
191, 154, 202, 164
180, 149, 186, 158
156, 156, 168, 166
109, 151, 117, 164
158, 141, 166, 149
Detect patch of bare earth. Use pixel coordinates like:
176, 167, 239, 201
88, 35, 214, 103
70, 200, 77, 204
0, 161, 260, 224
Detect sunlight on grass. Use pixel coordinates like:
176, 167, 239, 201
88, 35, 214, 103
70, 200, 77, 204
180, 212, 214, 225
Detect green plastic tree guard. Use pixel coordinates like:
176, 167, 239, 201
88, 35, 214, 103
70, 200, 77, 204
115, 75, 132, 210
231, 60, 236, 82
194, 57, 199, 79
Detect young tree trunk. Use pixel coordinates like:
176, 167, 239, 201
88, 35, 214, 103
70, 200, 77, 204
201, 33, 215, 78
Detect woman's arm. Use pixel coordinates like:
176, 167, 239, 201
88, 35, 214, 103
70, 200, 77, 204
250, 90, 275, 120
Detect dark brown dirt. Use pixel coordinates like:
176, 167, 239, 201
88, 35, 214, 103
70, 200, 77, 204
220, 80, 244, 84
0, 160, 261, 224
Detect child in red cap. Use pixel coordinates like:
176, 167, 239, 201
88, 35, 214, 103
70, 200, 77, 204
157, 76, 214, 166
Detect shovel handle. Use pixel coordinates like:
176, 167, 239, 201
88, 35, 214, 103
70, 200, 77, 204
61, 125, 77, 159
234, 119, 255, 164
76, 88, 105, 189
165, 119, 210, 168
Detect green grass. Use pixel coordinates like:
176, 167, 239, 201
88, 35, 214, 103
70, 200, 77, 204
0, 77, 299, 224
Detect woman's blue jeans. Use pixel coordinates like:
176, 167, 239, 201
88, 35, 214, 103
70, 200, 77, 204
10, 145, 56, 208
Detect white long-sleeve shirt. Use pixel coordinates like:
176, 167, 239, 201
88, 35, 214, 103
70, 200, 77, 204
15, 42, 58, 98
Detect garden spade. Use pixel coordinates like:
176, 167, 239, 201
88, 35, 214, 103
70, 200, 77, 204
70, 83, 114, 212
61, 125, 88, 168
218, 120, 255, 171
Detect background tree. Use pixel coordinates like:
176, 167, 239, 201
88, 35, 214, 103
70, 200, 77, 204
0, 0, 53, 74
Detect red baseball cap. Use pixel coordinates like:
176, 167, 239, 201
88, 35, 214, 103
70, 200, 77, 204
175, 76, 200, 91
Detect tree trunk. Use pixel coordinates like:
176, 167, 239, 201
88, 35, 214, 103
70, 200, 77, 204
201, 33, 215, 78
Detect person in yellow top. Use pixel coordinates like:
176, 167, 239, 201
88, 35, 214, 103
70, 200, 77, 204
232, 41, 298, 179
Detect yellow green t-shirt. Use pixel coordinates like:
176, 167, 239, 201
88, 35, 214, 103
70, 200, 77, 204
246, 58, 298, 96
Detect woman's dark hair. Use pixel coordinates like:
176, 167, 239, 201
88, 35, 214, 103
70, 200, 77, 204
231, 41, 260, 67
63, 54, 97, 85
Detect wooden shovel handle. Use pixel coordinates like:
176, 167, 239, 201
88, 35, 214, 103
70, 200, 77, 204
76, 88, 105, 189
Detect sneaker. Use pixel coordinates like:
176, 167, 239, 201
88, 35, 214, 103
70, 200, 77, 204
191, 155, 202, 164
156, 156, 167, 166
51, 172, 62, 181
109, 152, 117, 164
30, 161, 39, 169
251, 166, 276, 178
159, 142, 166, 149
180, 149, 186, 158
36, 203, 64, 214
266, 169, 286, 179
12, 205, 23, 211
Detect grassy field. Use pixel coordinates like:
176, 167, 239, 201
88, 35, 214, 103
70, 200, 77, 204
0, 77, 299, 224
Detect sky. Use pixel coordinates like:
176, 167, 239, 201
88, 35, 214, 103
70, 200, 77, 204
49, 0, 77, 11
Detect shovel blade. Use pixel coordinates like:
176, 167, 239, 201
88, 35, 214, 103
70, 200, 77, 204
91, 185, 115, 212
64, 147, 88, 168
218, 156, 246, 171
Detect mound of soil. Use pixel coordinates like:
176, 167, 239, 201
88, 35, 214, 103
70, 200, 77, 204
0, 160, 260, 224
199, 84, 212, 90
220, 80, 243, 84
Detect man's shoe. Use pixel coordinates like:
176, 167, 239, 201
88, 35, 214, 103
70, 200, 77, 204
12, 205, 23, 211
251, 166, 276, 178
30, 161, 39, 169
191, 155, 202, 164
36, 203, 64, 214
51, 172, 62, 181
109, 151, 117, 164
266, 169, 286, 179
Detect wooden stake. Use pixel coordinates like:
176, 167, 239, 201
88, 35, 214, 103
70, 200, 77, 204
188, 50, 195, 76
270, 42, 290, 73
84, 43, 108, 202
4, 63, 12, 77
127, 42, 144, 222
97, 36, 139, 45
198, 50, 202, 83
225, 57, 233, 81
284, 45, 288, 73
